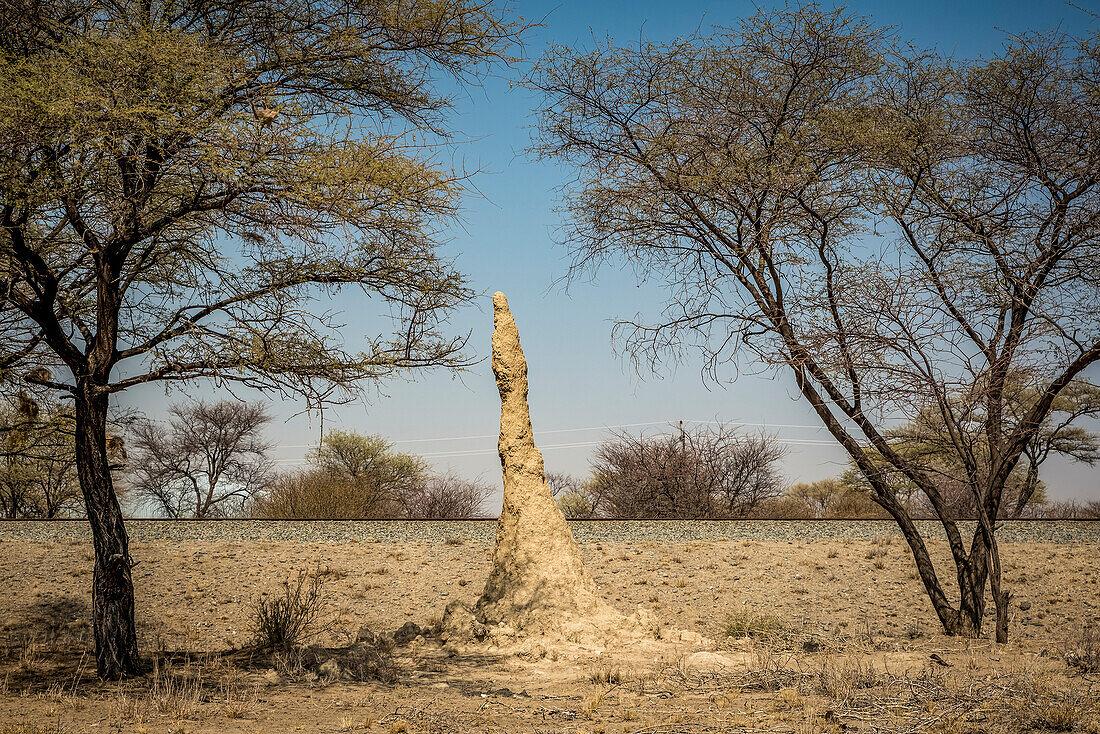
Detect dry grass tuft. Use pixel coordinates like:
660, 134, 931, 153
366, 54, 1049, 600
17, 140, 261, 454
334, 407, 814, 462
249, 570, 329, 651
1063, 624, 1100, 675
723, 611, 798, 642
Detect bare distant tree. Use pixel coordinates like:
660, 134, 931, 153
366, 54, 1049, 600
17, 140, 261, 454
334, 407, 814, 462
404, 472, 491, 518
589, 424, 785, 518
546, 470, 604, 518
531, 5, 1100, 641
545, 471, 582, 498
128, 400, 272, 518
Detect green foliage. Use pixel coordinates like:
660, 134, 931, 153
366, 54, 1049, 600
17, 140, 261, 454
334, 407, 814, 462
556, 487, 602, 519
768, 477, 886, 519
256, 430, 491, 518
308, 429, 427, 488
0, 392, 81, 518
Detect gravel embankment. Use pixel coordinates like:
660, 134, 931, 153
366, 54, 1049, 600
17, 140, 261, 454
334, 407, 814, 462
0, 518, 1097, 544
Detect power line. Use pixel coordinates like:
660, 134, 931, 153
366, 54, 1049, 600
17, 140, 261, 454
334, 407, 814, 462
269, 434, 841, 464
272, 418, 828, 450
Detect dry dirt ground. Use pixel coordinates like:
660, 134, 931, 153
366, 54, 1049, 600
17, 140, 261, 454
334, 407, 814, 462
1, 534, 1098, 733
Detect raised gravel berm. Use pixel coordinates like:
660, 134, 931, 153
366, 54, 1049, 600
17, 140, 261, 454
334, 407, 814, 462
2, 519, 1098, 544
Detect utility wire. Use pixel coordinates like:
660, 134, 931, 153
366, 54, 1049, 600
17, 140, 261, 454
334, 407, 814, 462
269, 432, 841, 464
272, 418, 828, 450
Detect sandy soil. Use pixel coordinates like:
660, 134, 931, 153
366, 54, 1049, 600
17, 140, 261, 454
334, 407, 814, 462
1, 535, 1098, 733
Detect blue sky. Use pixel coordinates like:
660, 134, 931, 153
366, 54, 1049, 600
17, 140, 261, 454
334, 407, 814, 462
124, 0, 1100, 510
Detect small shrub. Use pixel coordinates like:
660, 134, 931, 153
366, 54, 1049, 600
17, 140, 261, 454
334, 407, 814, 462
589, 665, 627, 684
250, 570, 328, 651
1063, 625, 1100, 674
1028, 696, 1085, 732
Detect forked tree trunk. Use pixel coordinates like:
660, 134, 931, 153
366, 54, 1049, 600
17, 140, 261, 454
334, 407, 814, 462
74, 382, 140, 679
890, 506, 993, 639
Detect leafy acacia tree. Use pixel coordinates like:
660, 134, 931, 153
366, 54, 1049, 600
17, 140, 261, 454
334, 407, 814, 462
253, 429, 429, 518
128, 399, 272, 518
308, 428, 428, 514
1011, 379, 1100, 515
0, 391, 82, 518
0, 0, 520, 677
532, 7, 1100, 640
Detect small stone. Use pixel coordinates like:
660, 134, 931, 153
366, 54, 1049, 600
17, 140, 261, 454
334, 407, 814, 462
1019, 601, 1032, 611
262, 669, 282, 686
440, 600, 487, 642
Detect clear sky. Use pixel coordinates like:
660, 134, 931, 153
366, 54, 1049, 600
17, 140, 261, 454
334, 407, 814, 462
123, 0, 1100, 511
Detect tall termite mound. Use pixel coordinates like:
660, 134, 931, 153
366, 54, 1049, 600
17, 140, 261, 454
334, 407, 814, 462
474, 291, 617, 632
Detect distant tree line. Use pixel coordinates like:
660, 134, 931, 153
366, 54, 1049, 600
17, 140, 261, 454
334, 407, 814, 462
551, 405, 1100, 520
3, 399, 1095, 521
0, 397, 493, 520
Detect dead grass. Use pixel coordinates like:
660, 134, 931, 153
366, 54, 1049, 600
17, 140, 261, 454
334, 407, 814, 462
722, 611, 800, 642
664, 642, 1100, 734
0, 725, 67, 734
1062, 624, 1100, 674
2, 536, 1098, 733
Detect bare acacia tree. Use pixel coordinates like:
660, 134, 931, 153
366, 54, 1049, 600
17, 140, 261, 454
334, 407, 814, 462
531, 6, 1100, 640
0, 0, 521, 677
589, 424, 785, 518
403, 471, 491, 518
127, 399, 272, 518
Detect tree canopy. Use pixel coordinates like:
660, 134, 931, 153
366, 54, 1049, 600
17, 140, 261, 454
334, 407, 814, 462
0, 0, 523, 678
530, 5, 1100, 640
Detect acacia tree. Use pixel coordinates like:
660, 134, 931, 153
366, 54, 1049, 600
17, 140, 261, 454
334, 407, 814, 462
1011, 378, 1100, 515
251, 429, 430, 518
844, 380, 1100, 519
531, 7, 1100, 641
128, 399, 272, 518
404, 471, 491, 518
0, 391, 82, 517
0, 0, 520, 677
589, 424, 785, 518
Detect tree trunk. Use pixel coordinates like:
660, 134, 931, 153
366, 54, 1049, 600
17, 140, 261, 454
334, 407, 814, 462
954, 558, 986, 637
883, 499, 990, 638
1014, 460, 1039, 517
75, 383, 140, 679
